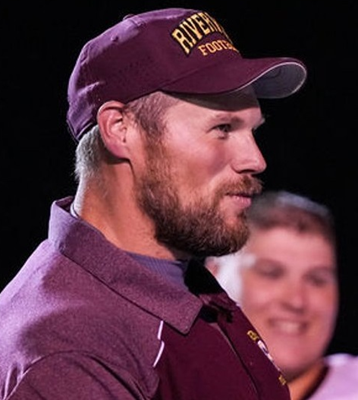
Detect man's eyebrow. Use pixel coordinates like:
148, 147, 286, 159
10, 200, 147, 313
208, 113, 266, 132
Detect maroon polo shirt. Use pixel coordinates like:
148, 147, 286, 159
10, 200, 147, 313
0, 196, 289, 399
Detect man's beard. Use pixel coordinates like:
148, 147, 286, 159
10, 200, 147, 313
135, 143, 262, 258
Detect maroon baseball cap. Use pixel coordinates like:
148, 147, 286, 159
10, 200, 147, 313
67, 8, 307, 141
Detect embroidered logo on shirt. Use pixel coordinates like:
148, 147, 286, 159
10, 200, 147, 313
247, 329, 287, 385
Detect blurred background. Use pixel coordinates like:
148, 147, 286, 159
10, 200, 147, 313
2, 1, 357, 354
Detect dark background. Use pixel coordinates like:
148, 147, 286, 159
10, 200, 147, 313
2, 1, 357, 355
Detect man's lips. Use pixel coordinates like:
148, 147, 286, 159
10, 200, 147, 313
228, 193, 252, 208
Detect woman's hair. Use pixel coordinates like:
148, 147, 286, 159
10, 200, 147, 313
247, 190, 336, 247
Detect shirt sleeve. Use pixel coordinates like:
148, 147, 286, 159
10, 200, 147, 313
6, 352, 147, 400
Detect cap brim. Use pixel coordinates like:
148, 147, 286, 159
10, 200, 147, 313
161, 57, 307, 99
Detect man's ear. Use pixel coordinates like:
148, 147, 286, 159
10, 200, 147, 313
97, 100, 131, 159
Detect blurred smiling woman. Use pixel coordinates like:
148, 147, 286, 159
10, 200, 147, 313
207, 190, 358, 400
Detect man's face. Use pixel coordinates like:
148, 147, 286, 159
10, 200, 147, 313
135, 88, 266, 258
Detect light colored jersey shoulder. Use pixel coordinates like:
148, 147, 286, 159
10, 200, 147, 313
311, 353, 358, 400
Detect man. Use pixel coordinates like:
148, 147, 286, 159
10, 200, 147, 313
207, 190, 358, 400
0, 8, 307, 400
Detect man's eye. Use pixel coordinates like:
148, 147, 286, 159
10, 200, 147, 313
214, 124, 231, 137
217, 124, 230, 132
